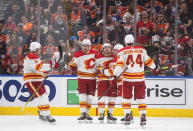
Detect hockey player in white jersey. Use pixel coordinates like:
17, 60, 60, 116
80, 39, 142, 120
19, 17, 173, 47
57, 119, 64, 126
113, 34, 158, 126
100, 44, 134, 123
23, 42, 59, 124
69, 39, 97, 123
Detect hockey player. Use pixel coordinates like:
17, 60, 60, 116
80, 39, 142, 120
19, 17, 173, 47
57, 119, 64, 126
23, 42, 59, 124
96, 43, 117, 123
100, 44, 134, 123
69, 39, 97, 123
113, 34, 158, 126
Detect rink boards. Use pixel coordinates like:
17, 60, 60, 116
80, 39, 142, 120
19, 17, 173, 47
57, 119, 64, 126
0, 75, 193, 117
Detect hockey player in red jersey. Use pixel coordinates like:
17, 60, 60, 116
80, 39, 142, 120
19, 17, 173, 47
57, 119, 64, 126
113, 34, 157, 126
96, 43, 117, 123
23, 42, 59, 124
69, 39, 97, 123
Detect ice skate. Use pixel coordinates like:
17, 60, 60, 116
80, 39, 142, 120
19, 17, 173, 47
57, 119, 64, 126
107, 111, 117, 124
124, 113, 131, 125
86, 114, 93, 123
98, 112, 104, 124
121, 117, 126, 124
121, 111, 134, 124
78, 112, 87, 123
38, 111, 56, 124
140, 114, 146, 127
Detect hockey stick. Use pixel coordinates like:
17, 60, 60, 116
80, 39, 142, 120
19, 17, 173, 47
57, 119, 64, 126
20, 46, 62, 112
57, 45, 63, 63
161, 64, 178, 70
98, 67, 128, 100
20, 77, 48, 112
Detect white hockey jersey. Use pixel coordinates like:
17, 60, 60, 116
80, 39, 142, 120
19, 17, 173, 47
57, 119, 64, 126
95, 53, 114, 80
23, 53, 51, 83
103, 57, 123, 85
114, 46, 156, 82
69, 50, 97, 79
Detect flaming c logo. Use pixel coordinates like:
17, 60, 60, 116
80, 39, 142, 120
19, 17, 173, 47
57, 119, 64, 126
103, 60, 112, 68
84, 58, 95, 70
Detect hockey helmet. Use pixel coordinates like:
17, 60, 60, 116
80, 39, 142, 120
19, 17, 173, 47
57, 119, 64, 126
81, 39, 91, 46
124, 34, 134, 44
102, 43, 111, 49
30, 42, 41, 51
113, 44, 124, 50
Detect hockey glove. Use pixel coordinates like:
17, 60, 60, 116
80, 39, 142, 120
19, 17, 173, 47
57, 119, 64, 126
152, 65, 161, 75
50, 60, 60, 69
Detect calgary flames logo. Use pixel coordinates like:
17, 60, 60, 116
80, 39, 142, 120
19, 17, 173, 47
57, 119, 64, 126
103, 60, 112, 68
84, 58, 95, 70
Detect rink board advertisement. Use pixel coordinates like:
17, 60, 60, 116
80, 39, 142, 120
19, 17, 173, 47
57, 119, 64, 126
0, 76, 186, 107
67, 79, 186, 105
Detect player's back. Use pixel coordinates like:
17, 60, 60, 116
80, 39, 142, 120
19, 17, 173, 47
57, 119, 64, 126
120, 46, 147, 72
118, 46, 154, 82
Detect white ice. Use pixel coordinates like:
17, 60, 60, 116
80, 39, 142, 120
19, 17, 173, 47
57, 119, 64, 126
0, 116, 193, 131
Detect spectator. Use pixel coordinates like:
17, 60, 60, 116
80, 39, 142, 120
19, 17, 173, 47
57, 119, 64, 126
4, 3, 24, 25
43, 24, 60, 44
42, 34, 58, 62
8, 48, 23, 75
179, 2, 192, 35
19, 16, 33, 36
123, 14, 134, 35
71, 4, 81, 24
144, 0, 164, 15
0, 20, 8, 74
4, 16, 18, 34
108, 22, 125, 45
7, 33, 23, 54
54, 16, 68, 42
137, 11, 155, 54
50, 5, 68, 25
178, 28, 193, 76
154, 13, 169, 37
71, 19, 84, 38
43, 9, 52, 25
22, 32, 38, 57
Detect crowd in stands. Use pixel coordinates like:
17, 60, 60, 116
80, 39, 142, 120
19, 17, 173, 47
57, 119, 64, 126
0, 0, 192, 76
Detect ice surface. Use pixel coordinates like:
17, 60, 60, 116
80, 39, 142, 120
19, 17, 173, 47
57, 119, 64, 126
0, 116, 193, 131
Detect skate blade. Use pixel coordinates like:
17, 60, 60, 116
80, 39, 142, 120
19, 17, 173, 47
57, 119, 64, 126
107, 120, 117, 124
78, 120, 86, 123
131, 120, 134, 123
140, 123, 146, 128
99, 120, 104, 124
39, 119, 56, 125
86, 120, 92, 123
121, 121, 125, 124
50, 121, 56, 125
124, 121, 131, 126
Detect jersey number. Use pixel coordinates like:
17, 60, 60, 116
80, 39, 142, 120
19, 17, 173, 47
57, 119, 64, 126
126, 54, 143, 67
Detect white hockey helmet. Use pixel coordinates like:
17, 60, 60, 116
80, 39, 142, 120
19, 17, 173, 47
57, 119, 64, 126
30, 42, 41, 51
114, 44, 124, 50
81, 39, 91, 46
102, 43, 111, 49
124, 34, 134, 44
